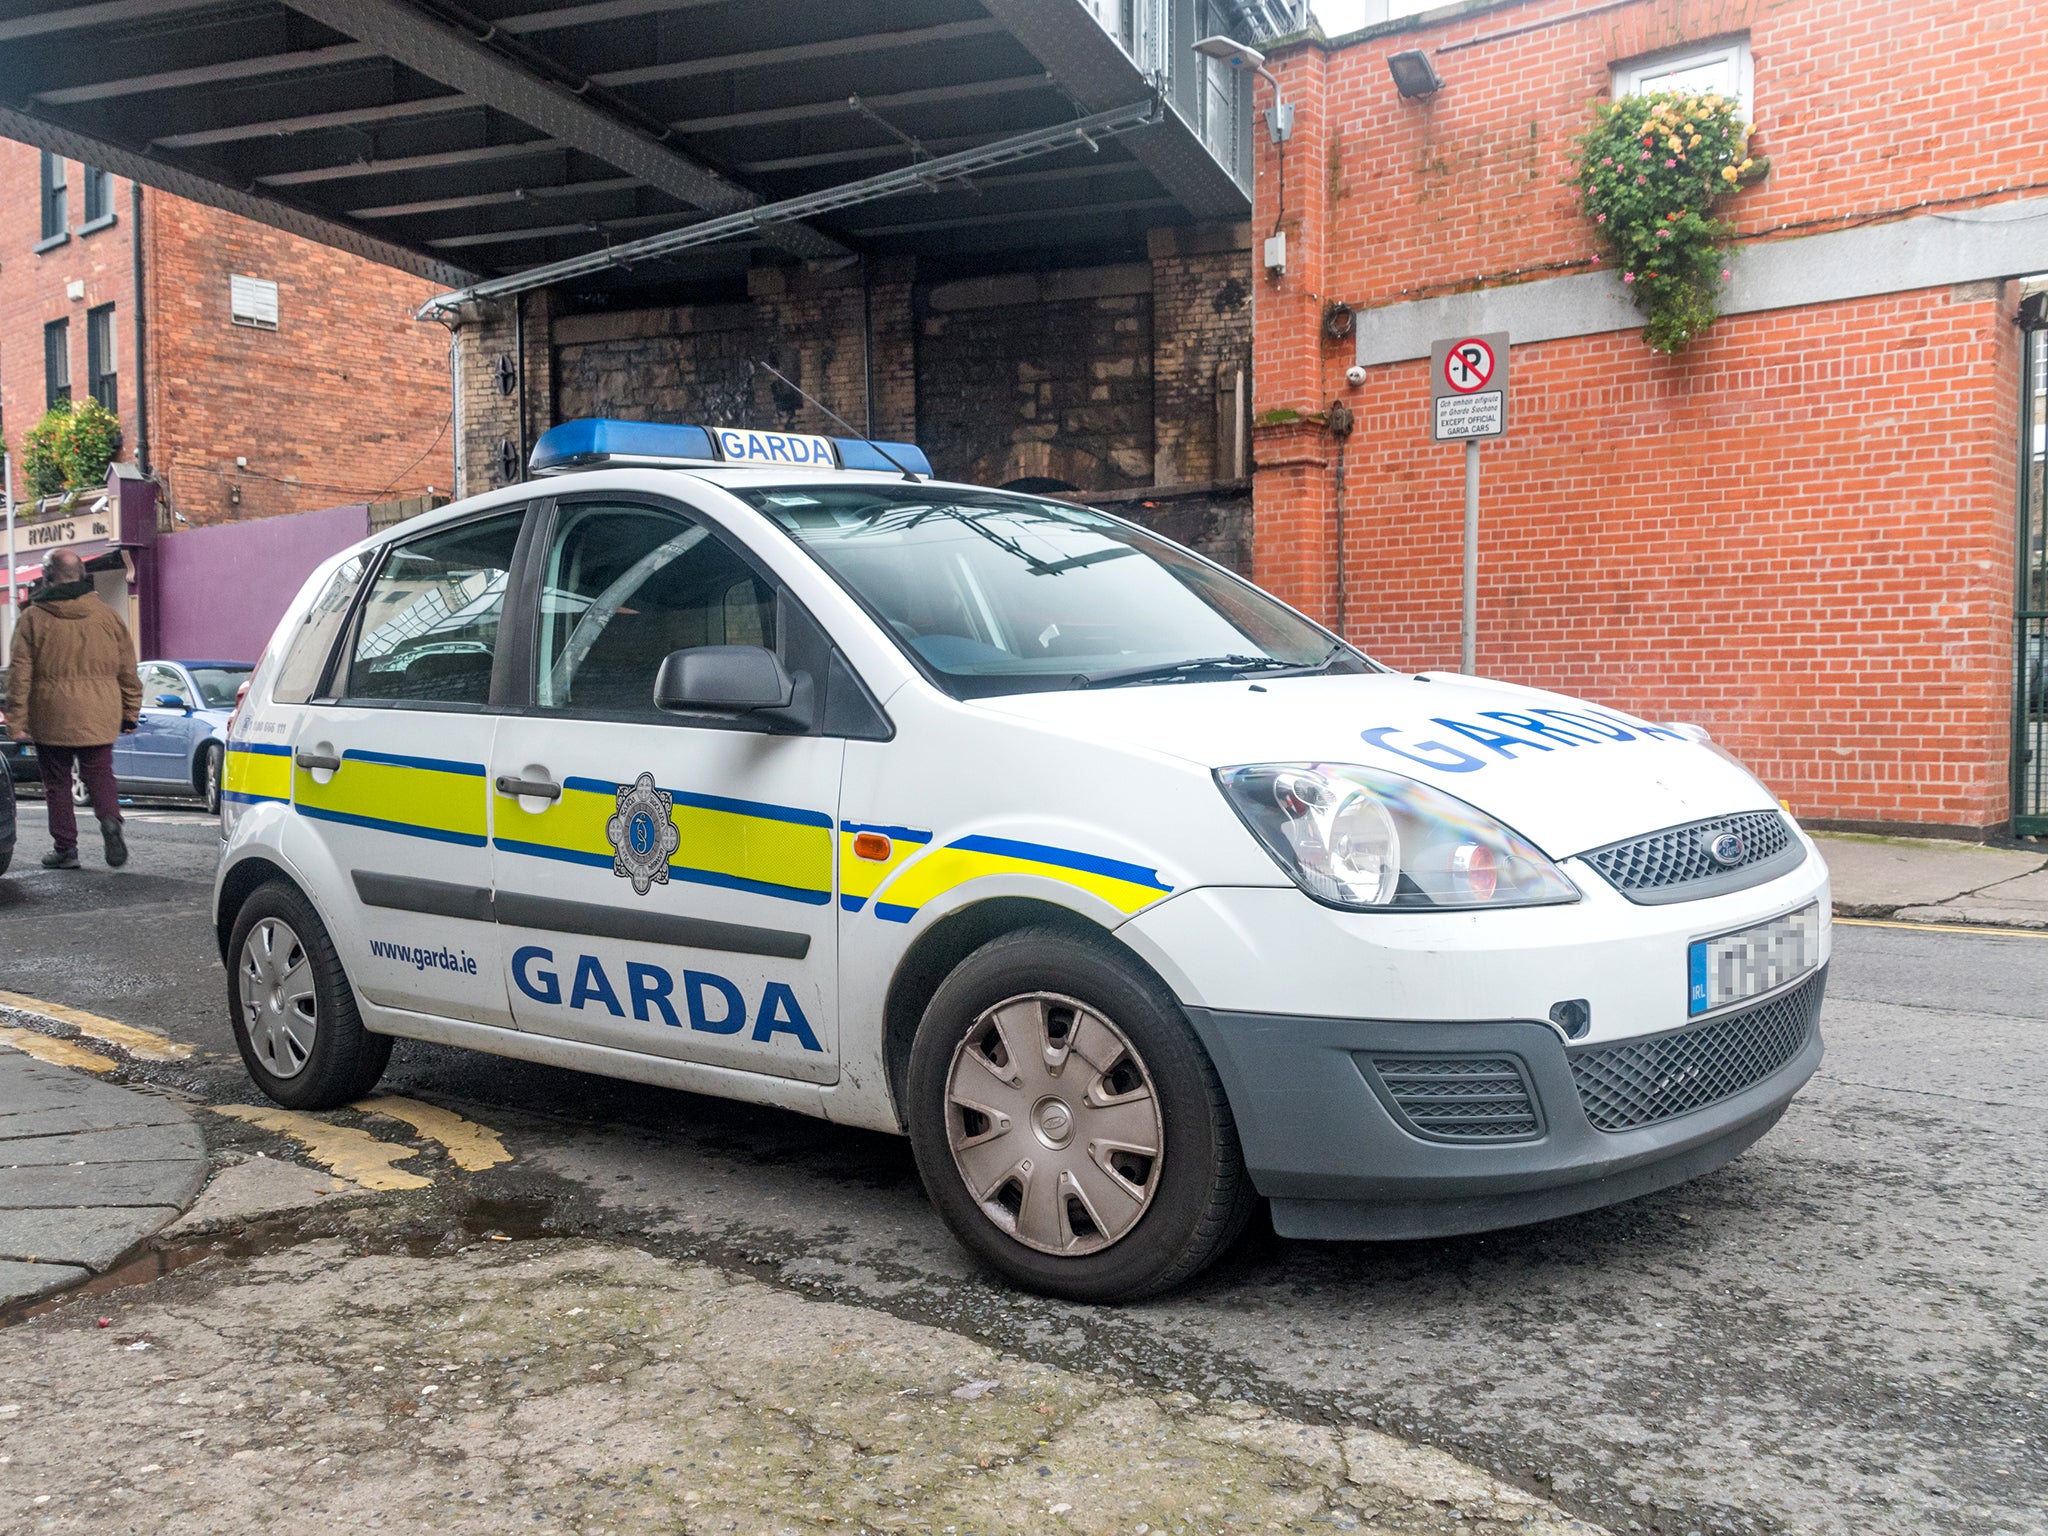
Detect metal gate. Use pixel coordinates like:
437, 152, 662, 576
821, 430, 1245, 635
2015, 292, 2048, 836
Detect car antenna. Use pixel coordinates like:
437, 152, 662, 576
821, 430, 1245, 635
752, 360, 922, 482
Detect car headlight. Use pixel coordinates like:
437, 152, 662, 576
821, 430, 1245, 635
1216, 763, 1580, 911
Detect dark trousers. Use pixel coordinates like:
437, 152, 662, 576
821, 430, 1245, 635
36, 741, 121, 851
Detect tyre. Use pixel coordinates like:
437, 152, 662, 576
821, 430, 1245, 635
70, 765, 88, 807
200, 742, 224, 816
905, 925, 1255, 1302
0, 841, 12, 878
225, 879, 391, 1109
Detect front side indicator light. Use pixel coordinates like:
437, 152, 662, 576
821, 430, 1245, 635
1216, 762, 1579, 912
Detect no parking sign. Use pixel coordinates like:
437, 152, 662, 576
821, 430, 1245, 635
1429, 333, 1509, 441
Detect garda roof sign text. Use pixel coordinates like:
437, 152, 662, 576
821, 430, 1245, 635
714, 428, 840, 468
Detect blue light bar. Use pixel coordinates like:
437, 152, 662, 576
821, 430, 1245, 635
529, 418, 716, 473
833, 438, 934, 476
529, 417, 936, 478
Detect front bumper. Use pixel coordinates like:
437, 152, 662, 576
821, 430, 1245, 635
1183, 964, 1825, 1241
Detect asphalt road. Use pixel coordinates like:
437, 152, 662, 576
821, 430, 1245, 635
1, 808, 2043, 1536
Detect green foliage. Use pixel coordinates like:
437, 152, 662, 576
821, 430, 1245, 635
20, 402, 71, 500
60, 399, 121, 491
1569, 91, 1765, 353
14, 398, 122, 503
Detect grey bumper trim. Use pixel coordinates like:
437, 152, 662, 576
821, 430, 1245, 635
1183, 973, 1824, 1241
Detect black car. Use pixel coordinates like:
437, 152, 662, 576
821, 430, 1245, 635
0, 759, 14, 875
0, 667, 35, 786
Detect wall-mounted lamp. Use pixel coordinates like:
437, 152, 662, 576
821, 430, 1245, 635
1194, 34, 1294, 142
1386, 49, 1444, 99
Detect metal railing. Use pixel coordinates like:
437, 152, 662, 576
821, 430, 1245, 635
1083, 0, 1295, 192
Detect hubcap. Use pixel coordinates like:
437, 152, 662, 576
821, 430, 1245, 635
944, 991, 1163, 1257
238, 917, 317, 1079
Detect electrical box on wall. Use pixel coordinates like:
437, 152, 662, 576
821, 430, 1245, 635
1263, 232, 1287, 277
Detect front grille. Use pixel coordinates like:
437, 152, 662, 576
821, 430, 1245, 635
1570, 967, 1826, 1133
1370, 1055, 1542, 1141
1583, 810, 1797, 903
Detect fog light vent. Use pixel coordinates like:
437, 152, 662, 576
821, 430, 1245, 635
1368, 1055, 1542, 1142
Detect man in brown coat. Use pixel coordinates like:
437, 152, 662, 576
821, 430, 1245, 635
3, 550, 142, 869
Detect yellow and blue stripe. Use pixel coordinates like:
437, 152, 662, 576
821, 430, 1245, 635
870, 833, 1173, 923
222, 741, 292, 806
838, 821, 932, 913
493, 776, 834, 907
294, 748, 489, 848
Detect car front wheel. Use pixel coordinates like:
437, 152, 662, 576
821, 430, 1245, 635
906, 925, 1255, 1302
226, 880, 390, 1109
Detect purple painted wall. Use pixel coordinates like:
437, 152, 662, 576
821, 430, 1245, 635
155, 502, 369, 663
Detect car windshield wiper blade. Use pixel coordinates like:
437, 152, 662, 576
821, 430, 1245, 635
1079, 654, 1302, 689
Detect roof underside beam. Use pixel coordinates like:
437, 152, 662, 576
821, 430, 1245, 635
421, 96, 1162, 314
0, 102, 475, 285
274, 0, 846, 260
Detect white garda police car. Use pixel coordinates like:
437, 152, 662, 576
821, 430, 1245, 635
216, 418, 1829, 1301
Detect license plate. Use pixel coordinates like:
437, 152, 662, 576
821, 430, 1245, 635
1688, 904, 1819, 1016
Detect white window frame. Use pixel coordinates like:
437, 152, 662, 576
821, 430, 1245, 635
1612, 35, 1753, 121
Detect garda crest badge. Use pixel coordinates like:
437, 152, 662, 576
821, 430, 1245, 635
607, 773, 680, 896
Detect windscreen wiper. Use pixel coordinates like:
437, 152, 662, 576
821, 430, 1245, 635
1079, 654, 1303, 689
1080, 641, 1348, 689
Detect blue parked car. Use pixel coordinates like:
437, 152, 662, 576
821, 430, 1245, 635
2, 658, 249, 814
112, 660, 252, 815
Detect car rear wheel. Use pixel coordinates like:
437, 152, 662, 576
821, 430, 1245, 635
70, 765, 88, 807
201, 742, 224, 816
226, 880, 390, 1109
906, 925, 1255, 1302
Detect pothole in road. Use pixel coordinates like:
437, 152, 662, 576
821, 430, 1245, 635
1, 1193, 565, 1328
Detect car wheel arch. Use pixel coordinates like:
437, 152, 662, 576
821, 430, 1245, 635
215, 855, 304, 964
879, 895, 1175, 1131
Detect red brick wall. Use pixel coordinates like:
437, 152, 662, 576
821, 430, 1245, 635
1252, 0, 2043, 830
145, 195, 453, 525
0, 141, 140, 485
1, 146, 453, 526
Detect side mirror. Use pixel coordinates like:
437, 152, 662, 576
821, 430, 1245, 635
155, 693, 188, 711
654, 646, 814, 733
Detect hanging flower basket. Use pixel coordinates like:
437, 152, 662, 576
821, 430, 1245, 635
1569, 90, 1768, 353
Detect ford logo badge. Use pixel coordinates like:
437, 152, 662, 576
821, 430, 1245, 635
1706, 830, 1746, 867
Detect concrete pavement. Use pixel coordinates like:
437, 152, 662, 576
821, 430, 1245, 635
0, 1237, 1608, 1535
1813, 831, 2048, 927
0, 1046, 206, 1308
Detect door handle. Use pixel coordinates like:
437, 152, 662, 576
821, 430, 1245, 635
294, 750, 341, 771
494, 774, 562, 801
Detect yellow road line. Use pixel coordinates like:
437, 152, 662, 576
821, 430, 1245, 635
1834, 916, 2048, 940
0, 989, 195, 1061
353, 1095, 511, 1172
209, 1105, 432, 1191
0, 1026, 118, 1073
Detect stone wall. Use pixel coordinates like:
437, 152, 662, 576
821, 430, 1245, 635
454, 226, 1254, 547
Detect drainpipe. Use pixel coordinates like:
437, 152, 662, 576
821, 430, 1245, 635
513, 296, 527, 475
1327, 399, 1354, 637
447, 315, 465, 500
129, 179, 148, 476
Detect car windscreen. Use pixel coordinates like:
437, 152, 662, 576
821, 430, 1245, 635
734, 484, 1371, 698
188, 665, 252, 709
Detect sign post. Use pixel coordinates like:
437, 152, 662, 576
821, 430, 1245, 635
1429, 333, 1509, 674
2, 452, 14, 669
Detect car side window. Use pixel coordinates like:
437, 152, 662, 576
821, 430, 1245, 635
273, 555, 368, 705
141, 663, 190, 708
343, 512, 524, 706
533, 501, 777, 715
